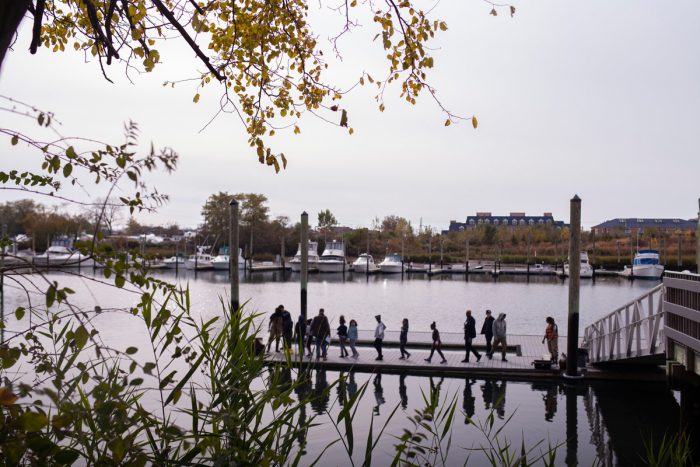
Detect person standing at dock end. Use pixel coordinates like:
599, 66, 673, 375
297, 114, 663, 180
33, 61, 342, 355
542, 316, 559, 363
480, 310, 494, 359
374, 315, 386, 361
462, 310, 482, 363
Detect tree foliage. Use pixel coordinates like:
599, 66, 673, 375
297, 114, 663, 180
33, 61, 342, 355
0, 0, 500, 171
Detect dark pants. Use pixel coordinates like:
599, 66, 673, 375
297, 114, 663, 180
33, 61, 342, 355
283, 330, 293, 348
484, 335, 493, 355
427, 342, 445, 361
374, 338, 383, 358
399, 340, 409, 358
464, 337, 481, 360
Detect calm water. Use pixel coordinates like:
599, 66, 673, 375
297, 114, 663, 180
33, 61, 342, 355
282, 370, 681, 466
3, 269, 673, 466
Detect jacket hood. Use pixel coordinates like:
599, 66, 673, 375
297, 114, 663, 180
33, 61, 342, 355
497, 313, 506, 321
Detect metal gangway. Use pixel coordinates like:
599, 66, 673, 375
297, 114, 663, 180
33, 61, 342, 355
583, 284, 665, 364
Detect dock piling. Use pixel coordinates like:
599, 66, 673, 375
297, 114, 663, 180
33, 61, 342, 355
697, 198, 700, 273
229, 198, 239, 312
301, 212, 308, 320
565, 195, 582, 379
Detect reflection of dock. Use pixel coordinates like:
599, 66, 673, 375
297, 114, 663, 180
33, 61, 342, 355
248, 261, 290, 272
265, 332, 665, 382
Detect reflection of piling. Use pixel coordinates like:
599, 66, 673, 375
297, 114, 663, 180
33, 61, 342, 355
300, 212, 308, 320
229, 198, 239, 312
566, 196, 581, 378
175, 243, 179, 276
564, 384, 578, 467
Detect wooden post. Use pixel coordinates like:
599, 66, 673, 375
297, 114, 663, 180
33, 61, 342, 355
465, 236, 470, 281
365, 230, 370, 278
428, 232, 432, 274
249, 228, 254, 272
300, 212, 308, 320
175, 243, 179, 276
527, 229, 531, 276
439, 237, 443, 269
280, 236, 285, 270
565, 195, 582, 378
230, 198, 239, 312
616, 240, 620, 264
401, 234, 405, 279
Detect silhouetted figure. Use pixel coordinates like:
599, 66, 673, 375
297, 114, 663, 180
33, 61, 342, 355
348, 319, 359, 358
281, 305, 293, 349
424, 322, 447, 364
463, 378, 476, 423
309, 308, 330, 360
294, 313, 306, 350
373, 373, 385, 416
480, 310, 495, 357
347, 371, 358, 401
374, 314, 386, 360
337, 371, 348, 409
267, 306, 284, 352
488, 313, 508, 362
399, 318, 411, 359
294, 370, 313, 453
399, 373, 408, 410
462, 309, 482, 363
337, 315, 349, 358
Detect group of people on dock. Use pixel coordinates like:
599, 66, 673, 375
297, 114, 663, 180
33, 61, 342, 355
266, 305, 559, 364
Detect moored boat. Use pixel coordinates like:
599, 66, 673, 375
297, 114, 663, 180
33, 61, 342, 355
212, 247, 245, 270
352, 253, 379, 274
378, 253, 404, 273
561, 251, 594, 278
164, 256, 186, 269
317, 241, 347, 273
289, 241, 319, 272
619, 250, 664, 279
185, 252, 214, 270
33, 245, 93, 268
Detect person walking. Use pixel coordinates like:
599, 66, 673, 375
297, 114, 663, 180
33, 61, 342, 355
462, 309, 482, 363
488, 313, 508, 362
337, 315, 349, 358
266, 306, 284, 352
373, 315, 386, 361
348, 319, 359, 358
310, 308, 330, 360
542, 316, 559, 363
399, 318, 411, 359
281, 306, 294, 349
480, 310, 495, 359
424, 322, 447, 364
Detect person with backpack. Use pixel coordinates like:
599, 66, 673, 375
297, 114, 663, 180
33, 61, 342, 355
310, 308, 330, 360
281, 305, 294, 350
542, 316, 559, 363
266, 306, 284, 353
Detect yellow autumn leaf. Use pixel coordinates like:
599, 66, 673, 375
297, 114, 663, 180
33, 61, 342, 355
193, 93, 200, 103
472, 115, 478, 129
444, 119, 451, 127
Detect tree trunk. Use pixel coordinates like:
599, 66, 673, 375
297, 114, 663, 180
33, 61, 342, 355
0, 0, 31, 71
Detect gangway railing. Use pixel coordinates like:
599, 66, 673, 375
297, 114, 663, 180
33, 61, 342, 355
583, 284, 665, 364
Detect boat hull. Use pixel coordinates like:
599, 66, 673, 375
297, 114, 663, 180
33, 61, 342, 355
318, 261, 346, 273
185, 260, 213, 270
379, 263, 404, 274
33, 255, 94, 268
289, 260, 319, 272
353, 263, 379, 274
620, 264, 664, 279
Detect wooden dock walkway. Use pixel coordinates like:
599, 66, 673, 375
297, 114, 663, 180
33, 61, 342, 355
264, 333, 666, 382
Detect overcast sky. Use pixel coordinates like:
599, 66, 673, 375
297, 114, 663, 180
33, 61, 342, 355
2, 1, 699, 231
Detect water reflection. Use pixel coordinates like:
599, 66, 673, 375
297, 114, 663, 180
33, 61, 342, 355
279, 369, 683, 466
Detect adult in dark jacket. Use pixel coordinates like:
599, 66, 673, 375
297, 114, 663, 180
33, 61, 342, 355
462, 309, 482, 363
309, 308, 331, 360
266, 306, 284, 352
480, 309, 495, 358
281, 306, 294, 349
424, 322, 447, 364
293, 314, 307, 348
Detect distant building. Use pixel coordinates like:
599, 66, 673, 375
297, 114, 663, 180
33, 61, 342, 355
592, 218, 697, 235
444, 212, 565, 233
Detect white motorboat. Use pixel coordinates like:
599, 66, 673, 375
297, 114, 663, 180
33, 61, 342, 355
378, 253, 404, 273
317, 241, 348, 273
352, 253, 379, 274
33, 245, 93, 268
562, 251, 594, 278
1, 249, 35, 267
289, 241, 319, 272
619, 250, 664, 280
212, 248, 245, 270
164, 256, 186, 269
185, 253, 214, 270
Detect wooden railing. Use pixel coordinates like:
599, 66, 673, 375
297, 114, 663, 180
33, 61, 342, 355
583, 284, 665, 363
